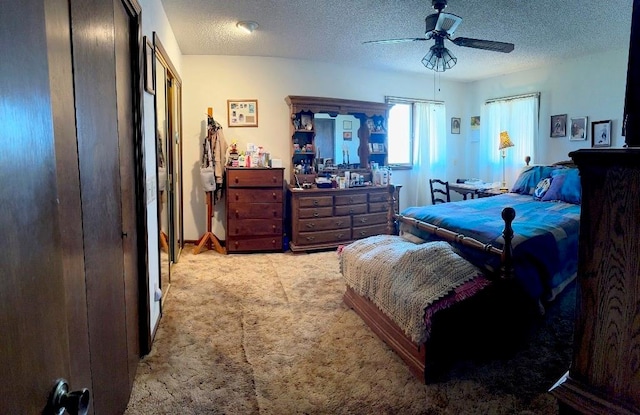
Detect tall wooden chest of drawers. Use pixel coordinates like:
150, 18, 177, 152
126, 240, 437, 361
288, 185, 395, 252
225, 167, 285, 253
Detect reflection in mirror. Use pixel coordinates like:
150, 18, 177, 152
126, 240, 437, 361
155, 49, 170, 299
154, 33, 183, 303
314, 114, 361, 166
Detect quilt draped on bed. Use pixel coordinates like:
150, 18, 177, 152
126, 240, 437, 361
340, 235, 484, 344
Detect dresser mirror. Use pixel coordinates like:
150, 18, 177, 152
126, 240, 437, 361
285, 96, 390, 183
154, 33, 184, 302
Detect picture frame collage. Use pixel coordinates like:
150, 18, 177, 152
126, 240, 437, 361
550, 114, 612, 147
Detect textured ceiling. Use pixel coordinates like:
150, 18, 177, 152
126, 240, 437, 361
160, 0, 633, 82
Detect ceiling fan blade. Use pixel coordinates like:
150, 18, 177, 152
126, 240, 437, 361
451, 37, 514, 53
363, 37, 429, 45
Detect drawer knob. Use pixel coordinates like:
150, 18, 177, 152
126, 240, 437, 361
349, 208, 354, 214
272, 176, 277, 183
313, 212, 319, 217
313, 200, 319, 206
272, 225, 276, 231
234, 241, 239, 247
235, 194, 239, 201
234, 177, 239, 184
306, 236, 315, 241
360, 231, 366, 236
235, 210, 239, 218
306, 223, 315, 228
337, 233, 344, 238
271, 239, 276, 245
360, 218, 367, 223
272, 192, 276, 199
336, 221, 343, 226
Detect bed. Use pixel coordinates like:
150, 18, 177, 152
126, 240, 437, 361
340, 163, 582, 382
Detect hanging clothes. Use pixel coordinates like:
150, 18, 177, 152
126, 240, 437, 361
206, 115, 228, 203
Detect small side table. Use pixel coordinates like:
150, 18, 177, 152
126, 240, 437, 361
477, 188, 505, 198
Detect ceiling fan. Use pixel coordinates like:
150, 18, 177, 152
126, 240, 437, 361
364, 0, 514, 72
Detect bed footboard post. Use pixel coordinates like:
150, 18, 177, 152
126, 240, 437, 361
387, 184, 399, 235
500, 207, 515, 279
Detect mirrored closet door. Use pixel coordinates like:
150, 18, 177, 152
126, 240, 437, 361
154, 33, 183, 301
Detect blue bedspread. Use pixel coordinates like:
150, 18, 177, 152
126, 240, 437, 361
399, 193, 581, 302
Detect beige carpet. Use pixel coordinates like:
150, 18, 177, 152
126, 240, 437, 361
125, 246, 573, 414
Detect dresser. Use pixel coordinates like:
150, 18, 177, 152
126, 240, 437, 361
549, 149, 640, 415
288, 185, 395, 252
225, 167, 285, 253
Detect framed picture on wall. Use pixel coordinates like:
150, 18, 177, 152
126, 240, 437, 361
343, 131, 352, 140
551, 114, 567, 137
343, 120, 352, 130
227, 99, 258, 127
451, 117, 461, 134
144, 36, 155, 95
470, 116, 480, 130
570, 117, 588, 141
592, 120, 612, 147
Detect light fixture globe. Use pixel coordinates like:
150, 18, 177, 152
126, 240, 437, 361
421, 37, 457, 72
236, 20, 258, 33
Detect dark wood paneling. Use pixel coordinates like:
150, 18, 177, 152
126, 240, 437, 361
0, 1, 71, 412
70, 0, 130, 412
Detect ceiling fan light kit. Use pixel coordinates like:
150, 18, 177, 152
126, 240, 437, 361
364, 0, 514, 72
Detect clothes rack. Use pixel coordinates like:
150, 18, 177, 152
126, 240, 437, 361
193, 107, 225, 255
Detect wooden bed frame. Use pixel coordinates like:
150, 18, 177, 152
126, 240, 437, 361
343, 207, 517, 383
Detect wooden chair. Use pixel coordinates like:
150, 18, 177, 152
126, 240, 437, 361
429, 179, 451, 204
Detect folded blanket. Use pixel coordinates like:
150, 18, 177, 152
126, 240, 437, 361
340, 235, 486, 344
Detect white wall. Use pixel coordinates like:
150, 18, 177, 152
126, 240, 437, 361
139, 0, 183, 336
463, 48, 629, 182
182, 56, 467, 240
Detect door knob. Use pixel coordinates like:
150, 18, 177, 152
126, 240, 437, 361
48, 378, 90, 415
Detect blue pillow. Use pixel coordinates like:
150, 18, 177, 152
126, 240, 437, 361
511, 165, 555, 195
541, 168, 581, 204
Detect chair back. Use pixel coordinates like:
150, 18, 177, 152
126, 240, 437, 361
429, 179, 451, 204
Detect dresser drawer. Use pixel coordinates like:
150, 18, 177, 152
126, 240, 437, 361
368, 190, 390, 203
227, 168, 284, 187
369, 201, 391, 213
298, 206, 334, 218
228, 202, 282, 219
352, 223, 390, 240
298, 196, 333, 208
334, 193, 367, 206
297, 229, 351, 246
352, 212, 388, 227
228, 188, 283, 203
226, 236, 282, 253
334, 204, 367, 216
299, 216, 351, 232
227, 218, 282, 236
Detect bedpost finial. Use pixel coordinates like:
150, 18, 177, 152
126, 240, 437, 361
501, 206, 516, 224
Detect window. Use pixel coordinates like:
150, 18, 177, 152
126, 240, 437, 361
479, 93, 539, 187
387, 102, 412, 166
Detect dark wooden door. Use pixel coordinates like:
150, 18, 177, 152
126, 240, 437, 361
114, 0, 141, 388
0, 1, 89, 413
315, 118, 336, 160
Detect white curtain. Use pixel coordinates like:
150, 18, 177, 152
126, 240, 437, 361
479, 94, 539, 188
408, 102, 447, 206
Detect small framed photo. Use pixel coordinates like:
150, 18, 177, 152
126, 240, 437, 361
227, 99, 258, 127
551, 114, 567, 137
592, 120, 612, 147
570, 117, 588, 141
470, 116, 480, 130
343, 131, 352, 140
343, 120, 352, 130
372, 143, 385, 153
144, 36, 155, 95
451, 117, 461, 134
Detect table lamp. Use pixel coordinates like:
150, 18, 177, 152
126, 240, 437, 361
498, 131, 514, 191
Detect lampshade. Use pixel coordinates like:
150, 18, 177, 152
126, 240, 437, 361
498, 131, 514, 150
236, 21, 259, 33
421, 37, 457, 72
